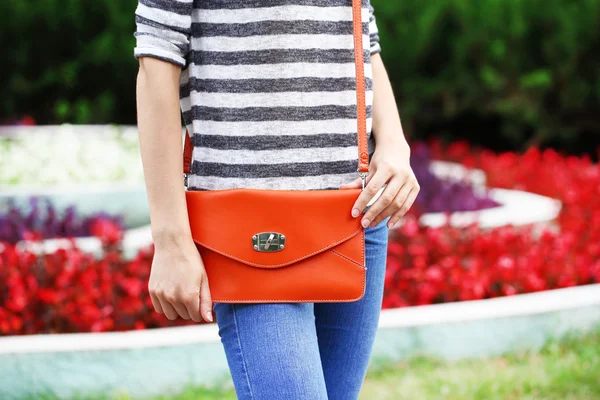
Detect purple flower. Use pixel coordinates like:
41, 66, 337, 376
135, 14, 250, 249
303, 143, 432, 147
410, 143, 499, 213
0, 197, 125, 244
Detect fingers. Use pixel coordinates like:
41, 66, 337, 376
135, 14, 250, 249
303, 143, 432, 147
358, 175, 403, 227
150, 286, 204, 322
349, 160, 421, 229
387, 186, 419, 228
172, 297, 192, 320
148, 246, 213, 323
365, 177, 411, 228
157, 295, 179, 320
340, 171, 375, 190
149, 291, 164, 314
199, 274, 214, 322
184, 288, 203, 323
351, 167, 391, 223
339, 176, 362, 190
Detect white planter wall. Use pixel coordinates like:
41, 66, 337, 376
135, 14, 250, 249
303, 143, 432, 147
0, 182, 150, 230
418, 188, 562, 229
0, 284, 598, 399
429, 160, 487, 191
4, 224, 153, 261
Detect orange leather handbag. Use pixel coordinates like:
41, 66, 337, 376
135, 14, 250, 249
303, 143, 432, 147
182, 0, 370, 303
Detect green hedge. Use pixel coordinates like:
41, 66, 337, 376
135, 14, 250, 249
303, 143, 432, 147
375, 0, 600, 149
1, 0, 138, 124
2, 0, 599, 150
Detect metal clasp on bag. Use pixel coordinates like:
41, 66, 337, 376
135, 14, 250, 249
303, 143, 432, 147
252, 232, 286, 252
357, 170, 368, 190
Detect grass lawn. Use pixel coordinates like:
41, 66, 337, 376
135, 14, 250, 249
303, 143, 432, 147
362, 329, 600, 400
39, 328, 600, 400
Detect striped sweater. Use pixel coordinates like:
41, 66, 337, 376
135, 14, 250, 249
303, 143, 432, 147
134, 0, 382, 191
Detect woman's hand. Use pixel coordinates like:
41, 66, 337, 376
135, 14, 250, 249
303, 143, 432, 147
148, 234, 213, 323
340, 139, 419, 229
347, 52, 419, 229
136, 57, 212, 323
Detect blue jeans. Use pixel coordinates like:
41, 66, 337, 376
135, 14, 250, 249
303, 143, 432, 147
213, 218, 390, 400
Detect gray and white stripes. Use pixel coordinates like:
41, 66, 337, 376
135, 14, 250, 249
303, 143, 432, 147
134, 0, 382, 191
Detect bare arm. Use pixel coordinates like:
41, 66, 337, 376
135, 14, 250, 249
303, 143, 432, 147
341, 5, 420, 229
136, 58, 190, 247
370, 53, 411, 156
134, 0, 212, 323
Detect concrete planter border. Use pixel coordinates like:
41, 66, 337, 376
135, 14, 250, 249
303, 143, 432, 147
429, 160, 487, 190
1, 284, 598, 399
418, 188, 562, 229
0, 182, 153, 261
1, 224, 153, 261
0, 182, 150, 230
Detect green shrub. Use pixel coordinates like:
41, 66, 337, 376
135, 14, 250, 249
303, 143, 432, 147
2, 0, 599, 150
0, 0, 138, 124
374, 0, 600, 148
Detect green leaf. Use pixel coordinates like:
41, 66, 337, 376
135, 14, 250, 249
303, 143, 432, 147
519, 69, 553, 90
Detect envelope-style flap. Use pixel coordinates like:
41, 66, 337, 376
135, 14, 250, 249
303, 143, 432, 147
186, 188, 363, 268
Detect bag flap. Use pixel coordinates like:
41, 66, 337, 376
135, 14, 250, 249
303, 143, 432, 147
186, 188, 363, 268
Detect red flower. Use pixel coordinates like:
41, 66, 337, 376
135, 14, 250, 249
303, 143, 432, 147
1, 141, 598, 334
382, 141, 599, 309
20, 115, 36, 126
89, 219, 123, 244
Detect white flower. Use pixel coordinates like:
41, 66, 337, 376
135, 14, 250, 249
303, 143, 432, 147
0, 124, 147, 185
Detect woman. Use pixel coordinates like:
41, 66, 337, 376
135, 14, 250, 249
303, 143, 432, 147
133, 0, 419, 399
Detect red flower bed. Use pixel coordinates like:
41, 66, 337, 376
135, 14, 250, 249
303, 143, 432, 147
383, 141, 600, 308
1, 141, 599, 334
0, 237, 206, 335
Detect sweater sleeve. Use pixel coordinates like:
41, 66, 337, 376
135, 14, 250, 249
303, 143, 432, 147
368, 3, 382, 55
133, 0, 193, 67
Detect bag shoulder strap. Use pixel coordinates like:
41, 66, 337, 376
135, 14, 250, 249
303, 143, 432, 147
183, 0, 368, 178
